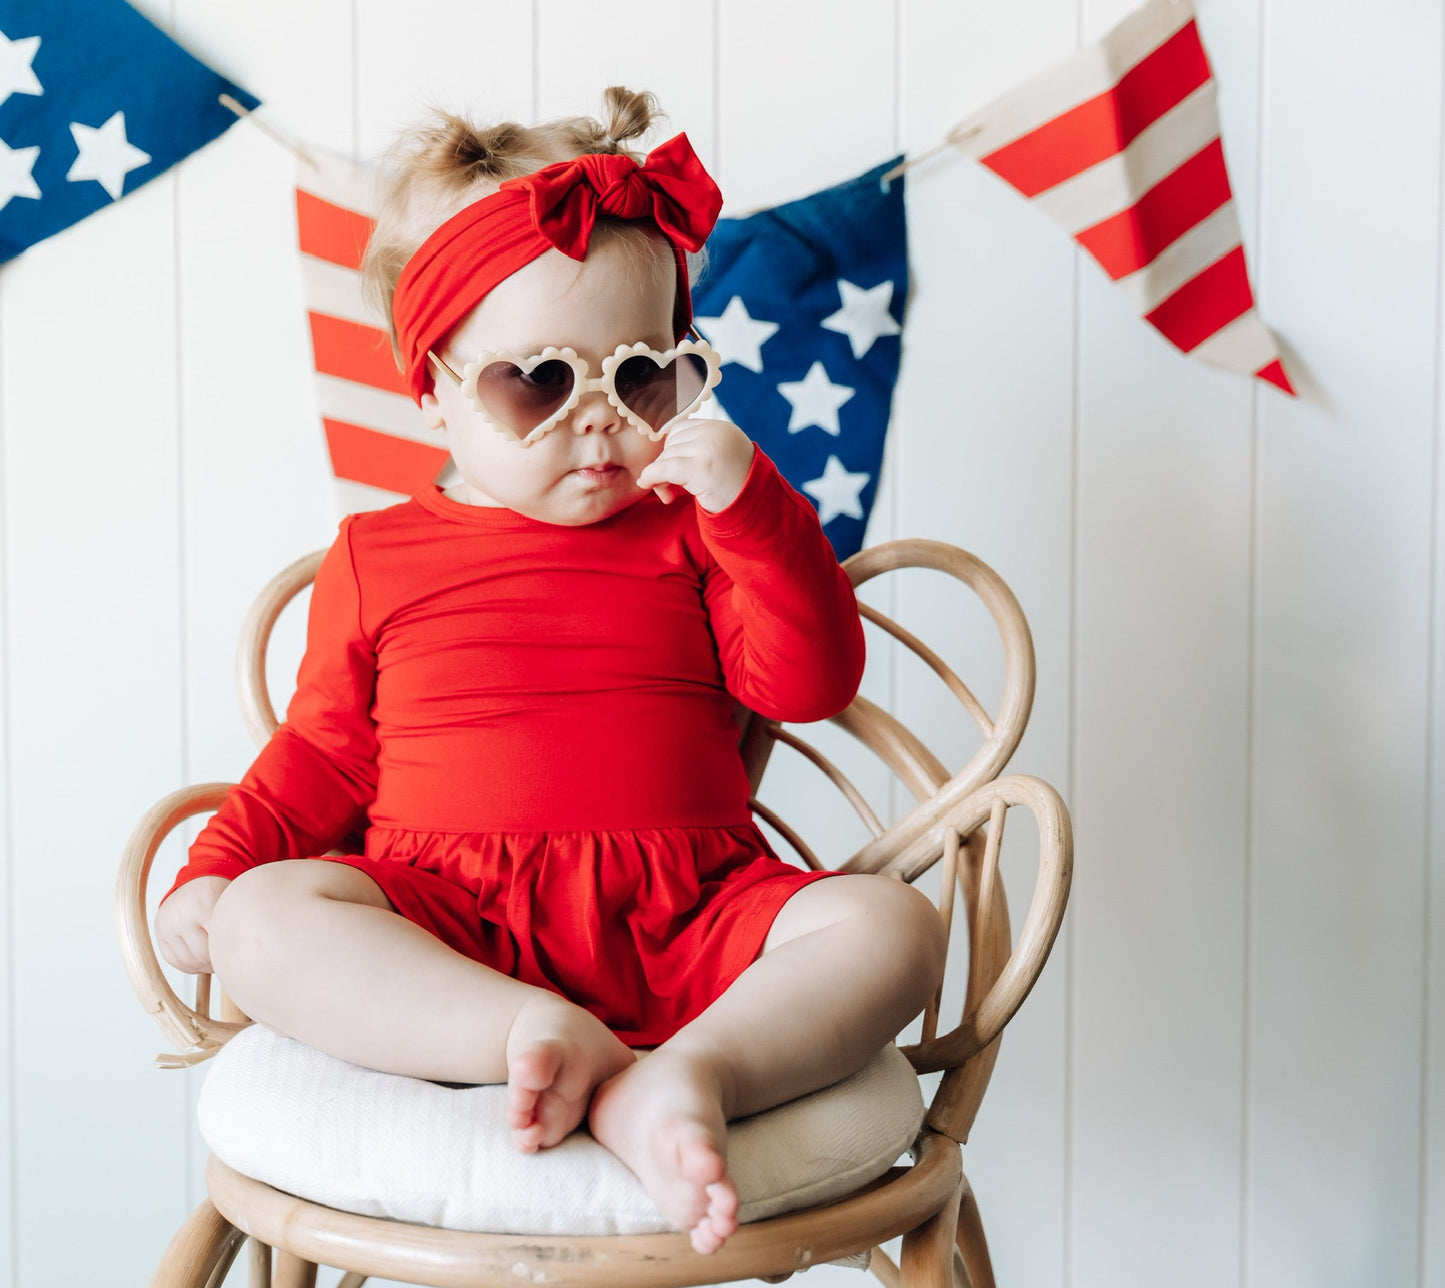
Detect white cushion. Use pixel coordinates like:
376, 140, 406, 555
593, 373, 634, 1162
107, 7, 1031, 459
198, 1023, 925, 1236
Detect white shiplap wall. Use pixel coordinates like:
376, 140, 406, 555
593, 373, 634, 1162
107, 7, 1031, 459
2, 0, 1440, 1285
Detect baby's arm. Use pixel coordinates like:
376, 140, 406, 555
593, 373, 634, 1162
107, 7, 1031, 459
155, 519, 380, 972
696, 443, 867, 722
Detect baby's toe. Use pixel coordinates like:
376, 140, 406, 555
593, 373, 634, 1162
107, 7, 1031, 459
690, 1222, 726, 1256
706, 1178, 739, 1230
532, 1088, 587, 1149
507, 1042, 567, 1139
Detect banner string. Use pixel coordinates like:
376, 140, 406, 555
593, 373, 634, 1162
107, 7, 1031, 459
880, 121, 983, 189
219, 93, 321, 170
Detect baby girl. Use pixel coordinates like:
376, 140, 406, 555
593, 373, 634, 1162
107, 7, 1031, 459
154, 86, 947, 1255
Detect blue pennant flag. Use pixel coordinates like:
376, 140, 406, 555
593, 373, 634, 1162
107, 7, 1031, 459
0, 0, 260, 263
693, 156, 908, 561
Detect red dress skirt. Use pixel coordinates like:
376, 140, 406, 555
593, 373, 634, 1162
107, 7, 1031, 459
320, 821, 837, 1048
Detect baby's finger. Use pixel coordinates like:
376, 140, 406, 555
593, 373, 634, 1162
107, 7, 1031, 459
636, 457, 689, 492
158, 933, 202, 976
180, 926, 213, 975
653, 482, 676, 503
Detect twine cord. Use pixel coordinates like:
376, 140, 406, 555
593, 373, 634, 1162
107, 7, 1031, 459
219, 93, 321, 170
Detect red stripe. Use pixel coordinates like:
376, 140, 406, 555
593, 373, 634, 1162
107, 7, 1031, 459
1076, 138, 1232, 280
296, 189, 375, 270
1255, 358, 1295, 395
323, 420, 450, 494
981, 19, 1212, 197
309, 312, 408, 395
1144, 244, 1253, 352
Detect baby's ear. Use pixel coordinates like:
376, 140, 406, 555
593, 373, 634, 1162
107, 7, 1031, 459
419, 390, 446, 431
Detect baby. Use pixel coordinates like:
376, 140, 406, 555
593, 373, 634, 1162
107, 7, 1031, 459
154, 86, 947, 1256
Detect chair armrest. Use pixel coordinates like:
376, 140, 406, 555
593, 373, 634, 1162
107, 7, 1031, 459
899, 774, 1073, 1073
115, 782, 251, 1067
236, 548, 325, 750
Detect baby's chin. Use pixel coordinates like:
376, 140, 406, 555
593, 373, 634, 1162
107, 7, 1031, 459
533, 479, 656, 527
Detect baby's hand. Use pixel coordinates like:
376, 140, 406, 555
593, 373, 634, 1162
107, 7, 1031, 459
155, 875, 232, 975
636, 419, 756, 514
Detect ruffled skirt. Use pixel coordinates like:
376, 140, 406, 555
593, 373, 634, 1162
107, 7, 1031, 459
319, 821, 837, 1046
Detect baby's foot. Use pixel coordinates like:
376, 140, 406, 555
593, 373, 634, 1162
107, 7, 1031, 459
505, 996, 635, 1152
587, 1050, 740, 1254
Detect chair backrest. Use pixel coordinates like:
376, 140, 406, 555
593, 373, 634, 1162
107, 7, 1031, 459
118, 536, 1072, 1145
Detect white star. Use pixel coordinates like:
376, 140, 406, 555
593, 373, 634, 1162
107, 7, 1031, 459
693, 295, 779, 372
821, 279, 901, 360
0, 31, 42, 110
801, 456, 870, 526
777, 360, 855, 436
0, 136, 40, 212
67, 111, 150, 201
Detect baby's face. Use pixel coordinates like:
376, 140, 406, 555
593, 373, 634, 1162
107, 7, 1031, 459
420, 234, 677, 527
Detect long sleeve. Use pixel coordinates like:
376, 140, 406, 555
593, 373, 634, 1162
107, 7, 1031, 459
158, 517, 381, 906
697, 445, 866, 722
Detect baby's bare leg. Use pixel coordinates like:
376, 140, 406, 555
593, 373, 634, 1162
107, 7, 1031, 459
206, 859, 634, 1148
588, 872, 947, 1254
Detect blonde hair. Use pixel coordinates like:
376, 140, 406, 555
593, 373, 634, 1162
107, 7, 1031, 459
360, 86, 710, 381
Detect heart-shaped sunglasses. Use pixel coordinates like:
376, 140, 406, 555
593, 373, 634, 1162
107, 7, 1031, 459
426, 335, 723, 447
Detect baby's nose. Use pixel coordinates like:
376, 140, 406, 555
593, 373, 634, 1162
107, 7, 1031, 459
569, 390, 621, 435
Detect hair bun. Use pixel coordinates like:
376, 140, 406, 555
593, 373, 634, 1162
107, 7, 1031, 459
597, 86, 665, 149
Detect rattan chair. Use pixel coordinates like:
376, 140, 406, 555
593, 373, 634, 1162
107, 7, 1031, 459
118, 536, 1073, 1288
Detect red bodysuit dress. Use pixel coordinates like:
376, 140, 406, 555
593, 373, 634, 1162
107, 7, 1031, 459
161, 445, 867, 1046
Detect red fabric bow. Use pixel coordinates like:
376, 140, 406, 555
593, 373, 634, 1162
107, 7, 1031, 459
392, 132, 723, 407
507, 132, 722, 261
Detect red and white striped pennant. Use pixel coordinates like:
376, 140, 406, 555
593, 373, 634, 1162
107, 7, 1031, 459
293, 148, 454, 514
946, 0, 1293, 394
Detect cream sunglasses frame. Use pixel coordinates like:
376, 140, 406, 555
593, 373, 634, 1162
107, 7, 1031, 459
426, 335, 723, 447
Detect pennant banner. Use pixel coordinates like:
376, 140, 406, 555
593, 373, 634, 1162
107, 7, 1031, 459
0, 0, 259, 263
945, 0, 1293, 395
293, 147, 451, 516
691, 156, 908, 560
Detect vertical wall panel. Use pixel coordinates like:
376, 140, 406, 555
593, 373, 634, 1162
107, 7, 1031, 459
1426, 19, 1445, 1287
537, 1, 716, 169
1249, 0, 1440, 1284
0, 499, 9, 1288
0, 181, 14, 1288
3, 169, 187, 1286
1428, 225, 1445, 1288
1068, 0, 1261, 1283
898, 2, 1077, 1283
355, 0, 536, 161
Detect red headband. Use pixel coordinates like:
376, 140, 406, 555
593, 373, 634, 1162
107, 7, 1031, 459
391, 130, 724, 406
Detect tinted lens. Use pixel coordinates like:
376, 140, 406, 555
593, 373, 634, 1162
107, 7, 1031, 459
472, 358, 576, 435
613, 353, 708, 431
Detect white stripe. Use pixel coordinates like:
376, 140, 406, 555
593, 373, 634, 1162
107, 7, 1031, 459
295, 146, 378, 215
946, 0, 1197, 162
1187, 308, 1280, 373
313, 372, 443, 446
1113, 202, 1244, 314
1035, 80, 1219, 234
300, 256, 385, 329
335, 477, 410, 515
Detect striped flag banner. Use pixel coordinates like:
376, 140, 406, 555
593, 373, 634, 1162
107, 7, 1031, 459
293, 146, 454, 515
945, 0, 1293, 395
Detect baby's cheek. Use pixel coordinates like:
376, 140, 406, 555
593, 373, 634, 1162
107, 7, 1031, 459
634, 435, 669, 469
